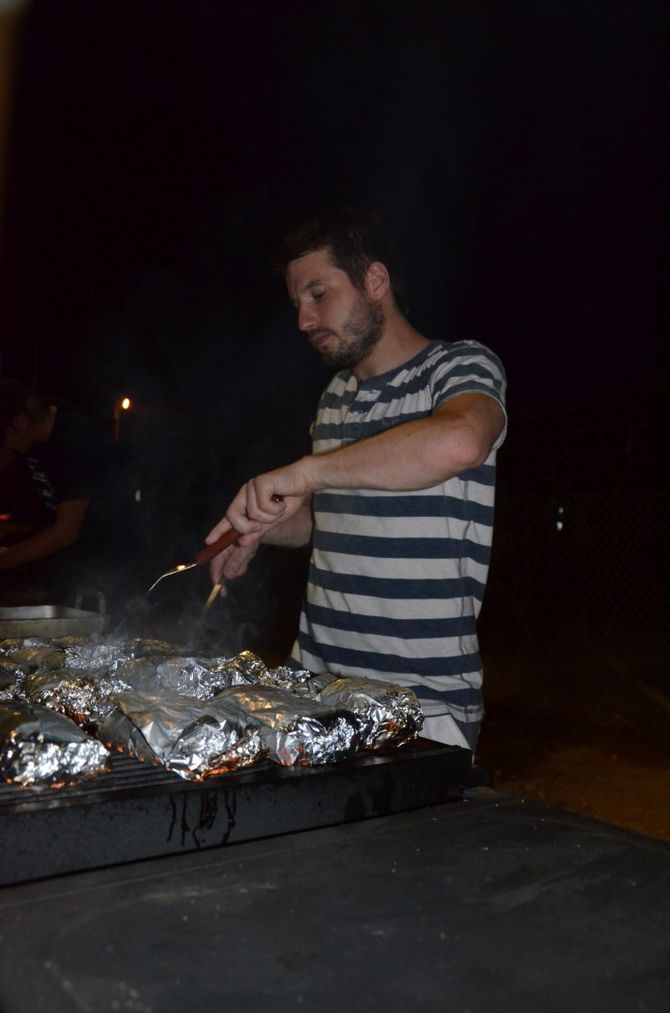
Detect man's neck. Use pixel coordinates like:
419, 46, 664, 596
353, 311, 430, 381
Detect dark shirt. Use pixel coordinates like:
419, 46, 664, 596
31, 401, 100, 507
0, 455, 53, 543
0, 402, 113, 604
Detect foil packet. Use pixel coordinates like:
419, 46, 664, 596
20, 668, 132, 729
219, 651, 312, 691
112, 655, 247, 700
0, 661, 26, 702
306, 674, 423, 749
62, 637, 180, 672
215, 685, 361, 766
97, 687, 264, 780
0, 638, 65, 671
0, 699, 110, 788
111, 651, 312, 701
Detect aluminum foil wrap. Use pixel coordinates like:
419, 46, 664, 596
62, 637, 179, 672
0, 661, 26, 701
215, 685, 361, 766
307, 674, 423, 749
252, 663, 313, 693
20, 668, 132, 729
0, 638, 65, 671
97, 688, 263, 779
110, 651, 311, 701
0, 633, 424, 783
0, 699, 110, 787
113, 655, 246, 699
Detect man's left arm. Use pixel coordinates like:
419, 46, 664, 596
232, 393, 505, 525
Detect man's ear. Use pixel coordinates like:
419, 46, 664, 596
365, 261, 390, 303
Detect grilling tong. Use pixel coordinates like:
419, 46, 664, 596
145, 527, 241, 596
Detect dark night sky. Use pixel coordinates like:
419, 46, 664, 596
0, 1, 667, 527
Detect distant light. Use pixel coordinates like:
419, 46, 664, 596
556, 521, 564, 531
134, 489, 142, 503
121, 397, 132, 411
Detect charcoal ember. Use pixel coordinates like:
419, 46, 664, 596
98, 688, 263, 779
0, 699, 110, 787
216, 685, 361, 766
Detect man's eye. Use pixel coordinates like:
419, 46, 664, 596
312, 290, 325, 301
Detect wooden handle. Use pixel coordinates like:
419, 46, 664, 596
195, 527, 241, 566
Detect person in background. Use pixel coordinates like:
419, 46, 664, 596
0, 379, 95, 603
206, 209, 507, 751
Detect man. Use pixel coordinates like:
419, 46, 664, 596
207, 209, 506, 749
0, 379, 92, 600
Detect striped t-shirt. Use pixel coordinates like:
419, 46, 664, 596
290, 339, 507, 747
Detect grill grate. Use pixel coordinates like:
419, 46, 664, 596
0, 739, 471, 885
0, 753, 182, 809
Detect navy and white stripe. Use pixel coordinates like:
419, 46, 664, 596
290, 339, 506, 744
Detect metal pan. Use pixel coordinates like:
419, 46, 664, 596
0, 605, 106, 639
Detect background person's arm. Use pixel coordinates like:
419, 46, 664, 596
0, 499, 88, 571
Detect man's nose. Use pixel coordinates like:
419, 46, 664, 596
298, 301, 318, 332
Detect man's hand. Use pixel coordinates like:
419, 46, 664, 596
205, 461, 316, 592
232, 460, 315, 526
207, 539, 261, 593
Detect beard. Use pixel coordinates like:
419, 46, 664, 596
317, 294, 385, 371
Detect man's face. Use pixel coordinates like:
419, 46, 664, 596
3, 407, 55, 454
286, 248, 384, 371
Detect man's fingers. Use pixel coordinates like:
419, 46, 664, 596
247, 480, 287, 522
209, 551, 226, 584
210, 542, 259, 586
205, 517, 232, 545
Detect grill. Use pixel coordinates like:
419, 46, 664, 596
0, 736, 470, 886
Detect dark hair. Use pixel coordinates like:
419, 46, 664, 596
273, 207, 406, 307
0, 379, 48, 438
